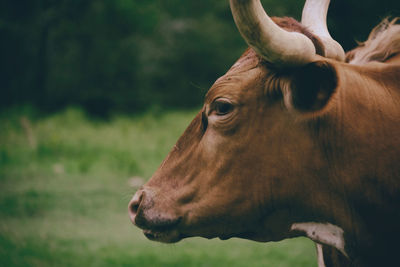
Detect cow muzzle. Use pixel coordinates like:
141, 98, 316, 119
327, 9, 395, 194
128, 187, 182, 243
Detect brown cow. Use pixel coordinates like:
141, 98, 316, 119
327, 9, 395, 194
129, 0, 400, 266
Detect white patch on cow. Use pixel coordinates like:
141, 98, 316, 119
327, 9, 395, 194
316, 243, 326, 267
291, 222, 348, 258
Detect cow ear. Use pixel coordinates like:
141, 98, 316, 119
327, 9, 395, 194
284, 61, 338, 113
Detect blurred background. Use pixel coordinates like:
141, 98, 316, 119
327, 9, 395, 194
2, 0, 399, 116
0, 0, 399, 266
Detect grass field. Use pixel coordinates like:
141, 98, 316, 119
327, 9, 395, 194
0, 107, 317, 266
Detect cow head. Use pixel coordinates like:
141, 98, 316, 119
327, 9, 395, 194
129, 0, 345, 244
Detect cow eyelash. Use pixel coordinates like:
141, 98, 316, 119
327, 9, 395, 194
211, 98, 234, 116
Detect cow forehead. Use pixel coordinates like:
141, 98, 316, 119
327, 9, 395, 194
229, 48, 261, 73
205, 48, 267, 104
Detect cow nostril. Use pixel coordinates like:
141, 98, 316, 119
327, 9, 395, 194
128, 190, 144, 224
130, 200, 139, 215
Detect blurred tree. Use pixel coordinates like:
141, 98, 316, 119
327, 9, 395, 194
329, 0, 400, 51
0, 0, 399, 116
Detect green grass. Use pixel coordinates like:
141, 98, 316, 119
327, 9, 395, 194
0, 107, 317, 266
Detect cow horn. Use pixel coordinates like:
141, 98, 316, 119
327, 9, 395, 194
301, 0, 345, 61
230, 0, 316, 67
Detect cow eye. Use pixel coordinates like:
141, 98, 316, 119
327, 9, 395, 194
212, 99, 234, 116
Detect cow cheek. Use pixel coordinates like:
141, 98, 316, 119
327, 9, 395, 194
183, 193, 255, 237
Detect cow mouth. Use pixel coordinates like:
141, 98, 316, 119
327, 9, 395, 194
136, 216, 184, 243
142, 228, 183, 243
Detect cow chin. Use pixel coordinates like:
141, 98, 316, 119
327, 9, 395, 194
134, 210, 185, 243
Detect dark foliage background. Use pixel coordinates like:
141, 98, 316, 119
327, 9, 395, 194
1, 0, 399, 116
